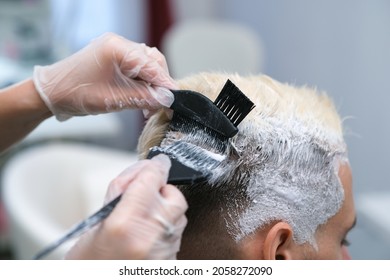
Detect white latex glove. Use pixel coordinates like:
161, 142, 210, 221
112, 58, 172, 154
65, 154, 188, 260
33, 33, 177, 121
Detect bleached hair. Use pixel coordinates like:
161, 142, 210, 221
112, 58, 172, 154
138, 72, 347, 246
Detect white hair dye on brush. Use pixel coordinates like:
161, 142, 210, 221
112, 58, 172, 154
138, 72, 347, 248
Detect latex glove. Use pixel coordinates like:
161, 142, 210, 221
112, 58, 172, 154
65, 154, 188, 260
33, 33, 177, 121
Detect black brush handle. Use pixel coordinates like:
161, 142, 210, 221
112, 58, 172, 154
147, 149, 207, 185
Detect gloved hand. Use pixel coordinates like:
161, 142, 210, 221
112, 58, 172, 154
65, 154, 188, 260
33, 33, 177, 121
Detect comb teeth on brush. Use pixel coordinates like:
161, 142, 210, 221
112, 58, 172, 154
33, 79, 255, 260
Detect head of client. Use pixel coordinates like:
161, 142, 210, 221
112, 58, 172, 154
137, 72, 356, 260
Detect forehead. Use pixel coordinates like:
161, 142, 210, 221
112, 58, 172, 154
337, 163, 355, 222
319, 163, 355, 236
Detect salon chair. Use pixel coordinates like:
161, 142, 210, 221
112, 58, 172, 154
162, 19, 264, 79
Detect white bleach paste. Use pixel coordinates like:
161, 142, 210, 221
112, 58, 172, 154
155, 141, 226, 173
162, 113, 347, 247
210, 115, 347, 247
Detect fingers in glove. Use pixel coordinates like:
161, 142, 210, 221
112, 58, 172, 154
154, 185, 188, 241
105, 154, 171, 218
104, 154, 171, 202
118, 43, 177, 90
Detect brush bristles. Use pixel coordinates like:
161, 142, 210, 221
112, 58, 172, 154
153, 141, 223, 173
214, 79, 255, 127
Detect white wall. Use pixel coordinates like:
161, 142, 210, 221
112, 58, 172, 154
50, 0, 145, 57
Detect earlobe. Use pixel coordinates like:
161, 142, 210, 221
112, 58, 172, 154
263, 222, 294, 260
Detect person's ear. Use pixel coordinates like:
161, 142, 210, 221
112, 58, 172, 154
263, 222, 295, 260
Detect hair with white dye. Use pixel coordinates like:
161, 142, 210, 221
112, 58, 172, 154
138, 72, 347, 258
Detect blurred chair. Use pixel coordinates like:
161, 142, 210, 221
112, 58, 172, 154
2, 142, 137, 259
161, 19, 264, 79
23, 114, 122, 144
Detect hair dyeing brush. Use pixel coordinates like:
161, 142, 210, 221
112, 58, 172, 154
33, 79, 254, 260
148, 79, 255, 184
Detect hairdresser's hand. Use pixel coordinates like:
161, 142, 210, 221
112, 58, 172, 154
33, 32, 177, 121
65, 154, 188, 260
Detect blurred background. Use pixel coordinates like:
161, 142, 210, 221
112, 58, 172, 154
0, 0, 389, 259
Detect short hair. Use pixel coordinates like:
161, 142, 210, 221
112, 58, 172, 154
138, 73, 347, 259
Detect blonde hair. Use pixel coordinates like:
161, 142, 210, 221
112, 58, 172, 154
138, 73, 347, 252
